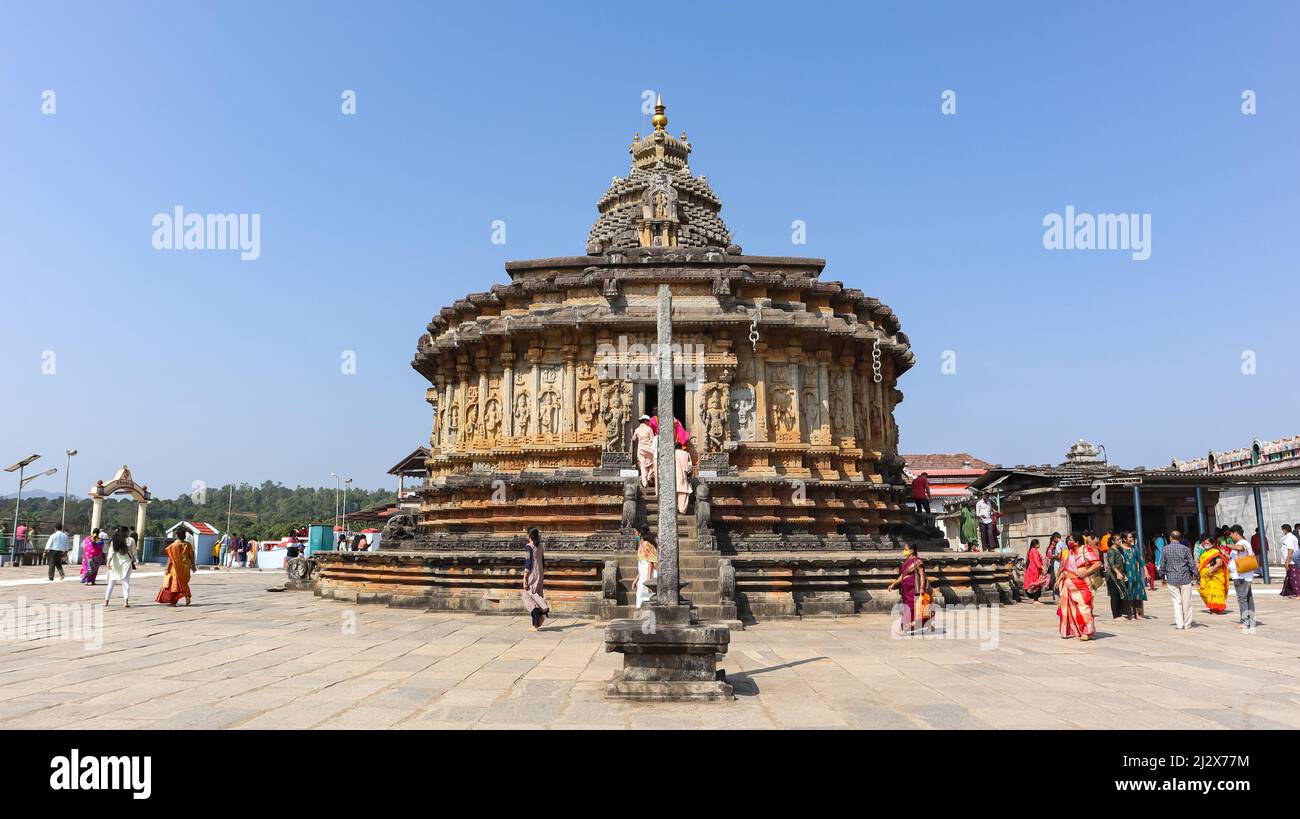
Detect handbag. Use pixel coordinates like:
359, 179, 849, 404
1087, 570, 1104, 591
1234, 553, 1259, 574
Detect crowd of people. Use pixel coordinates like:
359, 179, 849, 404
1019, 523, 1290, 641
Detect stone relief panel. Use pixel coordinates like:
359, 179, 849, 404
729, 384, 755, 442
769, 385, 797, 442
512, 392, 530, 438
699, 384, 730, 453
600, 381, 631, 452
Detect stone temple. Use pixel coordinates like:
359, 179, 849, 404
308, 99, 1017, 620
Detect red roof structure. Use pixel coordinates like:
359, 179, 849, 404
902, 454, 994, 500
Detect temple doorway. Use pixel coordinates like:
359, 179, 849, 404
642, 383, 686, 425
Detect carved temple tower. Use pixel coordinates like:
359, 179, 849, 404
308, 101, 1019, 619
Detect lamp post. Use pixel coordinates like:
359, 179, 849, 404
61, 449, 77, 529
330, 472, 340, 531
342, 478, 353, 534
5, 455, 41, 565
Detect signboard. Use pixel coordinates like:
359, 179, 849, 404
1058, 476, 1143, 488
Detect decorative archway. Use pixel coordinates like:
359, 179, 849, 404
89, 465, 152, 538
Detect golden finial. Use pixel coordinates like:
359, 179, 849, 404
652, 93, 668, 131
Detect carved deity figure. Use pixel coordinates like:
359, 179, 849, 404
771, 387, 796, 433
464, 403, 479, 440
600, 382, 629, 452
577, 384, 599, 431
512, 393, 530, 436
702, 391, 727, 453
539, 390, 560, 436
484, 398, 502, 439
447, 403, 460, 443
802, 390, 820, 433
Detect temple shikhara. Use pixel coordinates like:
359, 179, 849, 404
308, 99, 1017, 620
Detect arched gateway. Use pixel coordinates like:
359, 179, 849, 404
89, 465, 152, 540
304, 100, 1019, 620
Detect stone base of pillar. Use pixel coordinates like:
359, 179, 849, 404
603, 604, 733, 702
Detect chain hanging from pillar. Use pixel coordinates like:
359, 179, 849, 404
749, 306, 761, 351
872, 338, 882, 383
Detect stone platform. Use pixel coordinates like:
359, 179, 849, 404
303, 547, 1020, 622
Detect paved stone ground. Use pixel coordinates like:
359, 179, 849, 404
1, 565, 1298, 729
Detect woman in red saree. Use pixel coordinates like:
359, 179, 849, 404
888, 544, 928, 634
1056, 536, 1101, 640
1023, 538, 1047, 602
155, 536, 195, 606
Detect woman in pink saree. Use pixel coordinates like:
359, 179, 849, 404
79, 528, 103, 585
887, 544, 927, 635
1056, 535, 1102, 640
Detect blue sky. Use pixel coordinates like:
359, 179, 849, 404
2, 1, 1297, 497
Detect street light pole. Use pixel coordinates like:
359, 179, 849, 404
226, 484, 233, 535
5, 455, 41, 566
61, 449, 77, 530
330, 472, 340, 531
343, 478, 353, 535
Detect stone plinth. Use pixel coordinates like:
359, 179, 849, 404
604, 604, 733, 702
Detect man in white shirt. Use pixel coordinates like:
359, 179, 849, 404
1226, 525, 1256, 629
45, 524, 70, 581
1280, 524, 1298, 568
975, 494, 995, 552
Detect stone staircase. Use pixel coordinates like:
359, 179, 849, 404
604, 489, 739, 627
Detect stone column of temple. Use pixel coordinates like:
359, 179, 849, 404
527, 343, 542, 438
455, 358, 469, 448
431, 390, 447, 452
816, 349, 832, 445
787, 345, 803, 441
477, 350, 489, 445
839, 353, 856, 447
501, 348, 515, 438
563, 342, 577, 437
90, 496, 103, 532
443, 378, 454, 449
753, 342, 768, 442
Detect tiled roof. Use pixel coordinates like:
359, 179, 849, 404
901, 453, 995, 472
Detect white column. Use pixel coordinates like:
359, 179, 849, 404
90, 496, 104, 532
135, 502, 148, 545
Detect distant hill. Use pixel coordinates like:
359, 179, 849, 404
0, 489, 64, 500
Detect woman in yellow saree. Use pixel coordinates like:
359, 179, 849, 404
156, 536, 195, 606
1197, 543, 1229, 614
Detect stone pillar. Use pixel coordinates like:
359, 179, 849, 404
753, 342, 768, 442
563, 342, 578, 436
477, 351, 489, 444
656, 285, 679, 607
787, 347, 803, 441
501, 349, 516, 438
454, 358, 469, 448
839, 353, 856, 446
90, 496, 103, 532
527, 344, 542, 438
443, 375, 454, 448
816, 350, 832, 445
